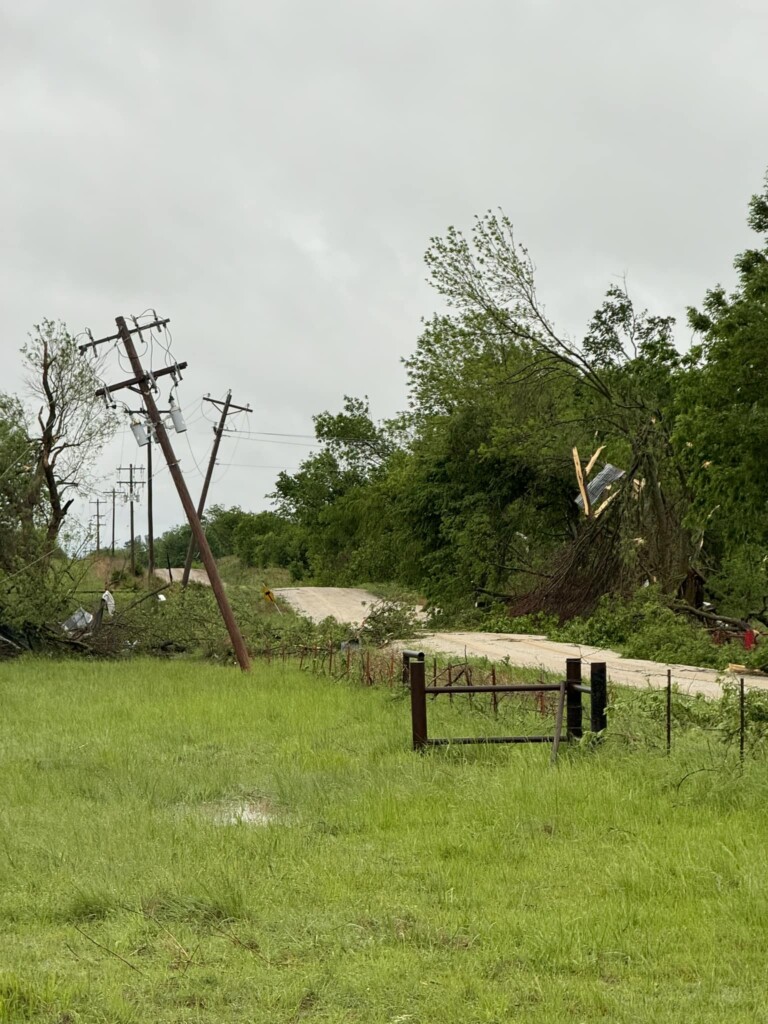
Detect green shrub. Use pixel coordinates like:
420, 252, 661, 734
480, 608, 560, 635
469, 585, 759, 671
553, 586, 744, 669
358, 600, 424, 645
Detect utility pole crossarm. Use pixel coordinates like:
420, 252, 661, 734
95, 362, 187, 398
79, 317, 170, 354
203, 395, 252, 415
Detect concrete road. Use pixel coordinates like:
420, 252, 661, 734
409, 631, 767, 699
154, 568, 211, 585
265, 586, 768, 698
273, 587, 380, 625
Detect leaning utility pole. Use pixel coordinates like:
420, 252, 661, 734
83, 315, 251, 672
182, 389, 251, 587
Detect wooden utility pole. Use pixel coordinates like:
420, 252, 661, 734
182, 390, 251, 587
110, 489, 116, 557
117, 464, 143, 576
147, 435, 155, 581
89, 498, 104, 552
129, 467, 135, 573
87, 316, 250, 672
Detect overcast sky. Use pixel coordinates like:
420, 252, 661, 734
2, 0, 767, 549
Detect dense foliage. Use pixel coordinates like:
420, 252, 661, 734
1, 322, 115, 638
194, 172, 768, 629
6, 175, 768, 655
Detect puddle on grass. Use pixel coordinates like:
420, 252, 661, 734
185, 798, 277, 827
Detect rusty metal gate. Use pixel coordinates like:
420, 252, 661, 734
402, 651, 607, 759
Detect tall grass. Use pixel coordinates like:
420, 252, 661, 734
1, 657, 767, 1022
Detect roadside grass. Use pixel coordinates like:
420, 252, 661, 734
1, 659, 768, 1022
215, 558, 295, 592
356, 581, 428, 608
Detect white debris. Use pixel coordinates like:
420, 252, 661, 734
61, 607, 93, 632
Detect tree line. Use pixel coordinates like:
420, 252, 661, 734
191, 171, 768, 623
3, 172, 768, 638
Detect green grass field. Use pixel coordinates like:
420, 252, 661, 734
1, 658, 767, 1022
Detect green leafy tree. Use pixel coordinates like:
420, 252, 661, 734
678, 173, 768, 616
0, 394, 38, 570
153, 522, 193, 569
423, 212, 691, 597
232, 510, 307, 574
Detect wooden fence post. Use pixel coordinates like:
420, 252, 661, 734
666, 668, 672, 754
551, 678, 568, 765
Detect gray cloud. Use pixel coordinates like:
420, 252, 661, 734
2, 0, 766, 543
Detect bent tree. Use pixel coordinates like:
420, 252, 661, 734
423, 212, 693, 613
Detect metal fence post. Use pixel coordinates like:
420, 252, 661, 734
590, 662, 607, 735
740, 676, 746, 763
410, 653, 428, 751
566, 658, 582, 741
550, 678, 567, 765
666, 668, 672, 754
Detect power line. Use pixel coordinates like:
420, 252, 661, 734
214, 463, 302, 470
183, 430, 206, 478
219, 434, 321, 448
223, 430, 317, 438
219, 429, 382, 446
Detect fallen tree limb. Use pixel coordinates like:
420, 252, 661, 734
672, 602, 750, 632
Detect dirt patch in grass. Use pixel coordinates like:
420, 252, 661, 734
198, 797, 276, 826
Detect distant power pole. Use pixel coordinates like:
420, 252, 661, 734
82, 313, 251, 672
147, 435, 155, 581
117, 464, 144, 575
182, 389, 251, 587
89, 498, 104, 552
110, 488, 117, 557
